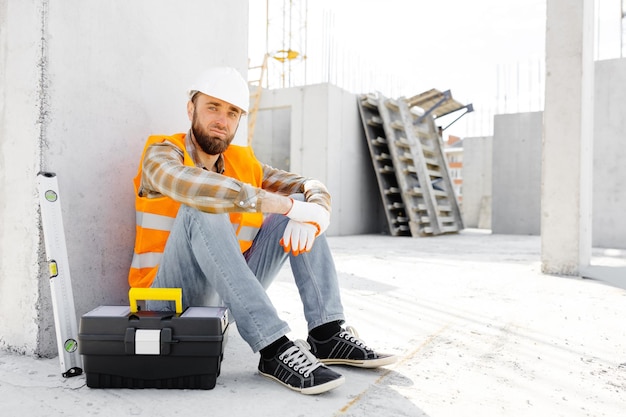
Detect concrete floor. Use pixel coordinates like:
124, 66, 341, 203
1, 231, 625, 417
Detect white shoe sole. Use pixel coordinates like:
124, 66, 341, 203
259, 371, 345, 395
320, 354, 397, 368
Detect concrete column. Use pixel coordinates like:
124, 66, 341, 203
541, 0, 595, 275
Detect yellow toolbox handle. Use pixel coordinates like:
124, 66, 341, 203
129, 288, 183, 314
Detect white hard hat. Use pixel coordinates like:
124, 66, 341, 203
187, 67, 250, 113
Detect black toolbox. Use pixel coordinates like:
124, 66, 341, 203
78, 288, 228, 389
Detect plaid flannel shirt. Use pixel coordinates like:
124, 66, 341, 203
138, 135, 331, 214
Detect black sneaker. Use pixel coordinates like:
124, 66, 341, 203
258, 339, 345, 395
308, 326, 397, 368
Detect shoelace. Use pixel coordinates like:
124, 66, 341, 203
341, 326, 374, 353
279, 340, 322, 377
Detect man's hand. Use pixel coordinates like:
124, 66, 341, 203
280, 220, 318, 256
285, 200, 330, 236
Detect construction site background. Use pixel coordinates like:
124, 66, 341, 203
1, 2, 624, 405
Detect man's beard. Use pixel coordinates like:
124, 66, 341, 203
191, 111, 236, 155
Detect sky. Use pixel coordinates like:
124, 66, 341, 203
249, 0, 624, 138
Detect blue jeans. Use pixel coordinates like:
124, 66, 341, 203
147, 203, 345, 353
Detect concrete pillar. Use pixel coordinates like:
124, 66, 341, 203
541, 0, 595, 275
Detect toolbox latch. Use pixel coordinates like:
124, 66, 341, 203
124, 327, 175, 355
135, 329, 161, 355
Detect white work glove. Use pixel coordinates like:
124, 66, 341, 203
285, 199, 330, 236
280, 220, 318, 256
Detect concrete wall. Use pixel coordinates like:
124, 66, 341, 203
252, 84, 382, 236
461, 136, 493, 229
491, 112, 543, 235
253, 106, 291, 171
0, 0, 249, 356
592, 58, 626, 248
486, 58, 625, 248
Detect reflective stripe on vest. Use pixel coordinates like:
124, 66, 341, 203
131, 251, 163, 270
136, 212, 176, 231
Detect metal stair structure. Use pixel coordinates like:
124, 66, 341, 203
357, 90, 469, 237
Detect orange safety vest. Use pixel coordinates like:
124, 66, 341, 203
128, 133, 264, 288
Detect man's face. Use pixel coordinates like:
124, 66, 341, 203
188, 93, 242, 155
